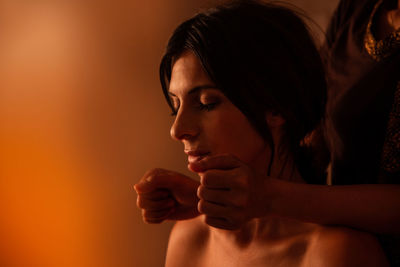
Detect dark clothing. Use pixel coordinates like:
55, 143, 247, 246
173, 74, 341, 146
323, 0, 400, 185
322, 0, 400, 265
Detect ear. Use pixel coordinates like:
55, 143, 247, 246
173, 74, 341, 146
265, 111, 285, 129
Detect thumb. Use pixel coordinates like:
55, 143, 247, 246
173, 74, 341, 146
189, 154, 241, 173
134, 179, 155, 194
134, 169, 184, 194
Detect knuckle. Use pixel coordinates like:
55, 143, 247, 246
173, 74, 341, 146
201, 174, 210, 186
152, 168, 163, 174
143, 209, 151, 217
136, 197, 143, 208
145, 168, 164, 180
197, 185, 205, 199
197, 199, 206, 213
152, 168, 162, 176
144, 209, 167, 219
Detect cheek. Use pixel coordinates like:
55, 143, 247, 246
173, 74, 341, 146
206, 109, 267, 163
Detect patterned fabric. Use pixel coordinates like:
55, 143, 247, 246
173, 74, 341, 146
323, 0, 400, 264
381, 83, 400, 174
363, 2, 400, 265
364, 0, 400, 181
364, 0, 400, 61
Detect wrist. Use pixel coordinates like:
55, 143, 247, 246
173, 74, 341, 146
261, 177, 286, 217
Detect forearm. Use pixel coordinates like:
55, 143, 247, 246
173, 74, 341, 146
266, 179, 400, 234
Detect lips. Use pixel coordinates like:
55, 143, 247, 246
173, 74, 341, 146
184, 150, 210, 164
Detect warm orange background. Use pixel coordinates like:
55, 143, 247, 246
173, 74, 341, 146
1, 1, 338, 266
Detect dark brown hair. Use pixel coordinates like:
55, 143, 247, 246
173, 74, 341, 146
160, 0, 327, 184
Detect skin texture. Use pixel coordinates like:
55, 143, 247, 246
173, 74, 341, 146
135, 50, 291, 229
134, 168, 199, 223
134, 48, 400, 234
167, 51, 271, 171
166, 217, 388, 267
135, 51, 390, 266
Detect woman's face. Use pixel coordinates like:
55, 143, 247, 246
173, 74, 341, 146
168, 51, 270, 170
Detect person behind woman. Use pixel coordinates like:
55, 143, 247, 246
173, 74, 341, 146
322, 0, 400, 264
135, 1, 388, 266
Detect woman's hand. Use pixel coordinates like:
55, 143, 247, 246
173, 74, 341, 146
190, 154, 274, 230
134, 168, 200, 223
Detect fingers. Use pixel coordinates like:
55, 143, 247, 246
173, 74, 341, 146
197, 185, 244, 207
192, 159, 256, 230
135, 177, 176, 224
135, 168, 201, 223
189, 154, 241, 173
197, 186, 247, 229
199, 169, 237, 189
137, 189, 170, 200
198, 199, 225, 216
137, 195, 176, 224
137, 195, 175, 210
134, 168, 185, 193
204, 216, 239, 230
142, 209, 174, 224
198, 200, 241, 230
198, 168, 248, 193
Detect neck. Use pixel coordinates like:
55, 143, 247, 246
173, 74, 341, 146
269, 150, 304, 183
252, 143, 304, 183
253, 125, 305, 183
209, 215, 315, 248
209, 218, 263, 247
209, 148, 306, 246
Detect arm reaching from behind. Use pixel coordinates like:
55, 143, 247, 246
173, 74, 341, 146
134, 168, 200, 223
191, 154, 400, 234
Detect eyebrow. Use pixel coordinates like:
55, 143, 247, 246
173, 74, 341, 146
168, 85, 218, 97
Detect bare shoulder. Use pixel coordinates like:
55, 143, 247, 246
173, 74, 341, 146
165, 216, 209, 267
304, 226, 389, 267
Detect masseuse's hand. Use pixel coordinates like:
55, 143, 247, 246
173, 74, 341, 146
134, 168, 200, 223
190, 154, 272, 230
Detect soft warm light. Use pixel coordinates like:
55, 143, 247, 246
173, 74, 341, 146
0, 1, 337, 266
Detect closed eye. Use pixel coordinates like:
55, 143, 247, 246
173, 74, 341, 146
169, 97, 180, 116
170, 104, 179, 116
199, 102, 218, 111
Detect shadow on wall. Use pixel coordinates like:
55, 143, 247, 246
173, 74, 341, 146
0, 0, 338, 266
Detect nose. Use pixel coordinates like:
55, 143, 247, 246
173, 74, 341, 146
170, 109, 199, 141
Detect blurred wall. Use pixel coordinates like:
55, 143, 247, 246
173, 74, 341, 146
1, 0, 338, 266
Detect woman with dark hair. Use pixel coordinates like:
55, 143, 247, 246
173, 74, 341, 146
135, 1, 388, 265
